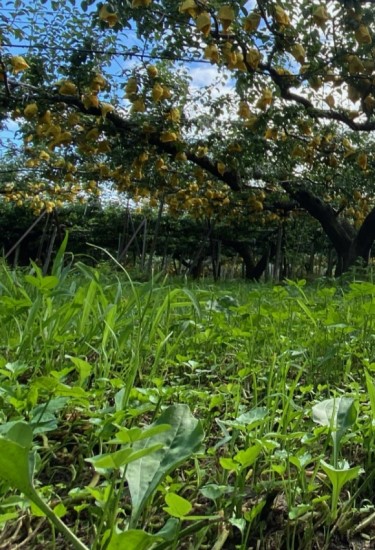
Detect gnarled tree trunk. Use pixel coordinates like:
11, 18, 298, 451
221, 239, 276, 280
282, 181, 375, 275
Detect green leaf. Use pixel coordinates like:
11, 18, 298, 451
288, 504, 311, 520
312, 397, 357, 466
320, 458, 363, 520
53, 502, 68, 518
199, 484, 231, 501
312, 397, 356, 431
31, 377, 89, 406
320, 460, 362, 493
222, 407, 268, 429
68, 356, 92, 386
106, 529, 162, 550
5, 361, 29, 378
234, 443, 262, 469
163, 493, 192, 518
0, 437, 35, 499
125, 404, 204, 527
229, 517, 246, 533
24, 275, 59, 291
289, 452, 312, 470
110, 424, 171, 444
155, 518, 180, 541
6, 422, 33, 447
51, 231, 69, 278
364, 369, 375, 423
0, 433, 89, 550
244, 499, 266, 523
86, 444, 163, 471
0, 512, 19, 524
219, 457, 239, 471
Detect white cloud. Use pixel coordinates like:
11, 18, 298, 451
187, 64, 230, 90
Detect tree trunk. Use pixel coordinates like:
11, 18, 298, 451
308, 241, 315, 276
211, 238, 221, 281
327, 248, 335, 277
282, 181, 375, 275
346, 206, 375, 267
43, 225, 57, 275
222, 239, 276, 281
222, 240, 254, 279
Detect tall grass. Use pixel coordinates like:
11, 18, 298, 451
0, 262, 375, 549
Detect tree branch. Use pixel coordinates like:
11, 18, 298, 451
280, 180, 353, 254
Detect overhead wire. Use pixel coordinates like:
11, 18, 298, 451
1, 42, 211, 65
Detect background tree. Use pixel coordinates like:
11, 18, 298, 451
1, 0, 375, 274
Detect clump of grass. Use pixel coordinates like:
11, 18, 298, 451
0, 262, 375, 549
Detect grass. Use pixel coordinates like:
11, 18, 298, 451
0, 258, 375, 549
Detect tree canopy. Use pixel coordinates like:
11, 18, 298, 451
1, 0, 375, 273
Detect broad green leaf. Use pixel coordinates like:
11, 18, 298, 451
163, 493, 192, 518
336, 398, 357, 432
53, 502, 68, 518
6, 422, 33, 447
0, 433, 91, 550
312, 397, 356, 431
155, 518, 180, 541
271, 464, 286, 475
219, 457, 239, 471
244, 499, 266, 523
31, 500, 46, 517
289, 452, 312, 471
320, 458, 363, 519
312, 397, 357, 466
222, 407, 268, 429
110, 424, 171, 444
86, 444, 163, 470
24, 275, 59, 291
5, 361, 29, 378
234, 443, 262, 469
0, 437, 35, 499
125, 404, 204, 527
199, 484, 231, 501
289, 504, 311, 520
229, 517, 246, 533
86, 448, 133, 470
106, 529, 162, 550
31, 377, 89, 406
320, 460, 362, 493
0, 512, 19, 524
68, 357, 92, 386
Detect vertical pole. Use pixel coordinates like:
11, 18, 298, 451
141, 218, 148, 271
273, 223, 283, 281
146, 196, 164, 274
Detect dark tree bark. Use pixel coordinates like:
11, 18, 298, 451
282, 181, 375, 275
221, 239, 276, 280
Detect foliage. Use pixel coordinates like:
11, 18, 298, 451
0, 201, 326, 280
2, 0, 375, 272
0, 261, 375, 546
